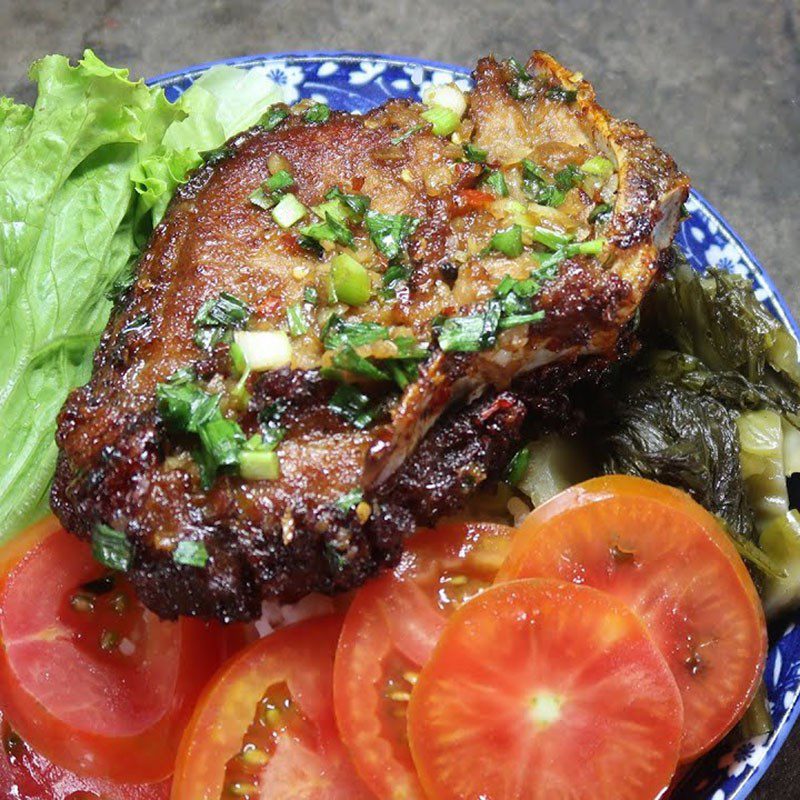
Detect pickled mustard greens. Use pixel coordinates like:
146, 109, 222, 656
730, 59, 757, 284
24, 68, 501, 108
515, 255, 800, 616
0, 51, 281, 540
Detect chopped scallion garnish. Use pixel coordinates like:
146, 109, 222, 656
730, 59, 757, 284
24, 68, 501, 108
546, 85, 578, 103
304, 286, 319, 305
271, 194, 307, 228
437, 300, 502, 353
463, 143, 488, 163
490, 224, 524, 258
330, 253, 371, 306
421, 105, 460, 137
239, 448, 280, 481
323, 315, 389, 350
581, 155, 614, 178
589, 202, 613, 223
532, 226, 573, 250
390, 124, 425, 145
259, 106, 289, 131
364, 211, 420, 260
481, 169, 509, 197
304, 103, 331, 123
156, 378, 220, 433
173, 540, 209, 568
92, 523, 132, 572
504, 446, 531, 486
198, 417, 245, 470
335, 488, 364, 512
325, 186, 371, 220
553, 164, 583, 191
302, 212, 354, 246
286, 304, 309, 337
329, 385, 380, 429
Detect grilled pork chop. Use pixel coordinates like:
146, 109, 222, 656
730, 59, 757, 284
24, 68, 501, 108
51, 51, 689, 621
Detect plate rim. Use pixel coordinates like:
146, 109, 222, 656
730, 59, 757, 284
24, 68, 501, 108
146, 50, 800, 800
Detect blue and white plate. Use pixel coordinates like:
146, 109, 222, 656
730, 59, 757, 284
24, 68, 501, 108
149, 52, 800, 800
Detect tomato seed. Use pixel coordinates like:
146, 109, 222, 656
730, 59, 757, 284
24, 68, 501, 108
99, 629, 120, 652
226, 781, 258, 797
69, 592, 96, 613
241, 744, 270, 767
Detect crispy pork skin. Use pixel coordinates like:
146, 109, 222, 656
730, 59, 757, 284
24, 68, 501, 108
51, 51, 688, 621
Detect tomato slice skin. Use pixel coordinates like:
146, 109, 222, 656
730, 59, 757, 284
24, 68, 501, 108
171, 614, 373, 800
0, 708, 171, 800
496, 475, 767, 761
334, 523, 514, 800
407, 578, 683, 800
0, 517, 247, 783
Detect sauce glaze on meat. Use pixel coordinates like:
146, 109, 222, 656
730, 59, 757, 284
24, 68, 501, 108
51, 51, 689, 621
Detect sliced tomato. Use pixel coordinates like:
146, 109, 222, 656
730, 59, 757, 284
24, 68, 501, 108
0, 516, 250, 783
171, 615, 373, 800
0, 707, 170, 800
334, 523, 514, 799
496, 475, 767, 761
407, 579, 683, 800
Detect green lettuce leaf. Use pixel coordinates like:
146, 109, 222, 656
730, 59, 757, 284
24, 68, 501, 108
0, 51, 281, 541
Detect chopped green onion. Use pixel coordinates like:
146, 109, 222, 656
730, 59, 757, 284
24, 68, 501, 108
390, 124, 425, 145
265, 170, 294, 192
437, 300, 502, 353
553, 164, 583, 191
259, 106, 289, 131
194, 292, 251, 330
329, 347, 388, 381
581, 156, 614, 178
302, 212, 354, 246
481, 169, 509, 197
381, 262, 411, 299
505, 446, 531, 486
323, 315, 388, 350
521, 159, 547, 183
463, 143, 488, 163
335, 488, 364, 512
198, 418, 245, 470
364, 211, 420, 260
271, 194, 307, 228
546, 85, 578, 103
173, 540, 209, 568
297, 234, 324, 257
229, 341, 248, 376
490, 225, 524, 258
312, 199, 348, 224
234, 330, 292, 371
249, 186, 276, 210
331, 253, 371, 306
286, 304, 309, 337
532, 226, 573, 250
329, 385, 380, 429
304, 103, 330, 123
588, 202, 613, 224
156, 379, 220, 433
92, 523, 132, 572
421, 106, 461, 137
497, 311, 545, 330
240, 449, 280, 481
507, 57, 530, 80
249, 171, 294, 210
565, 238, 605, 256
325, 186, 371, 219
422, 84, 467, 118
534, 184, 565, 208
121, 313, 150, 336
304, 286, 319, 305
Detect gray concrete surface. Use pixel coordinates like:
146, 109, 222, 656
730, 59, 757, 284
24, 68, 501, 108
0, 0, 798, 796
